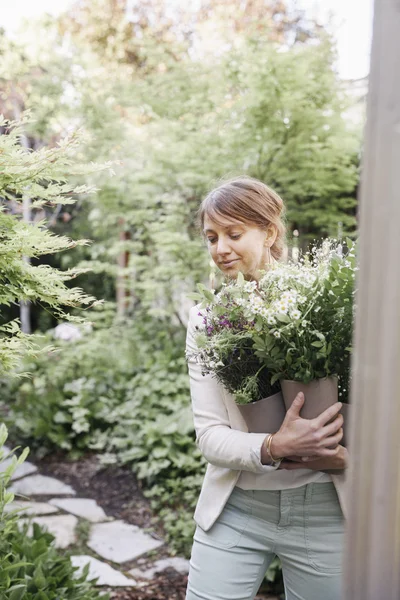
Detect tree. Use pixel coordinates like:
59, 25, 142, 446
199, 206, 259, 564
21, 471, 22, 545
218, 36, 361, 240
0, 115, 110, 372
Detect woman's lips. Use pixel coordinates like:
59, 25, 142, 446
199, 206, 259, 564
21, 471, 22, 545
220, 259, 239, 268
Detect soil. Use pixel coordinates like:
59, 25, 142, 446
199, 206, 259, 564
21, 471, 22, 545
37, 451, 281, 600
39, 451, 160, 534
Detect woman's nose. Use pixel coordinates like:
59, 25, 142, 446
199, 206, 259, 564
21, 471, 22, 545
216, 236, 231, 255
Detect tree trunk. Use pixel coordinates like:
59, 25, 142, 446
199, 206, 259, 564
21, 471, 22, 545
12, 92, 32, 334
116, 218, 131, 318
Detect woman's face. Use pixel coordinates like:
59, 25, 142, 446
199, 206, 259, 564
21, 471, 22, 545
203, 214, 274, 280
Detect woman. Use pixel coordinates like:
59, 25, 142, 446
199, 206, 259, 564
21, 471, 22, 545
185, 177, 348, 600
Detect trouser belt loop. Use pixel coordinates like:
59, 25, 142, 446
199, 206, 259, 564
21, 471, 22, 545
278, 489, 292, 528
305, 483, 314, 504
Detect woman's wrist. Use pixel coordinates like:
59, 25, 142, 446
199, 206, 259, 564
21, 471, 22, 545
261, 435, 274, 465
261, 433, 285, 464
270, 432, 289, 459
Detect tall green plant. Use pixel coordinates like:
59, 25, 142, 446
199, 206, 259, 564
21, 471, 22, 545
0, 115, 111, 373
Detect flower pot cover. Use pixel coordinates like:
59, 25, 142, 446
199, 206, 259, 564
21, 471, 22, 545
280, 377, 339, 419
237, 391, 286, 434
280, 377, 349, 446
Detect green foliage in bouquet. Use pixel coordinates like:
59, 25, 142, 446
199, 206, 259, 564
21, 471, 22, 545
252, 240, 356, 392
0, 425, 107, 600
192, 240, 356, 403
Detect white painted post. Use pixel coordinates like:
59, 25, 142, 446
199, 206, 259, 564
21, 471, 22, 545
343, 2, 400, 599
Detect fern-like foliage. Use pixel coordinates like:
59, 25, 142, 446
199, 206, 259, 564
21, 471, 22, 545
0, 115, 112, 373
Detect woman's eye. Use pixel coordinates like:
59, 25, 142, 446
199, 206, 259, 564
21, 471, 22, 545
207, 237, 217, 244
230, 234, 241, 240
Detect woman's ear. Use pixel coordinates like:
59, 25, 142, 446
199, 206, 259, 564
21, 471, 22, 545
265, 224, 278, 247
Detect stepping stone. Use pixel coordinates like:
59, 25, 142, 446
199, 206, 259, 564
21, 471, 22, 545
129, 556, 190, 580
18, 515, 78, 548
5, 501, 59, 516
10, 474, 76, 496
0, 459, 38, 480
49, 498, 108, 522
88, 520, 163, 564
71, 556, 137, 587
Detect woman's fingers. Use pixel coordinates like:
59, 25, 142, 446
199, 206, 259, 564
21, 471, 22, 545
320, 414, 344, 438
316, 444, 342, 457
315, 402, 343, 427
319, 427, 343, 448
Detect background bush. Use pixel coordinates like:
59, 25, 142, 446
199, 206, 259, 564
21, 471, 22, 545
2, 311, 205, 555
0, 426, 107, 600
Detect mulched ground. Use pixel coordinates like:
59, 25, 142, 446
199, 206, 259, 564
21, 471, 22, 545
36, 451, 281, 600
39, 452, 159, 533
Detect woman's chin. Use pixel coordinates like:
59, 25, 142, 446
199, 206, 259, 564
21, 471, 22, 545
220, 265, 242, 278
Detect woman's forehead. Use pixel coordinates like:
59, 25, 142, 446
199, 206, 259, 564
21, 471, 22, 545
203, 214, 246, 230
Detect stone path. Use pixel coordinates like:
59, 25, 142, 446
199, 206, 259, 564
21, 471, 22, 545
1, 445, 189, 589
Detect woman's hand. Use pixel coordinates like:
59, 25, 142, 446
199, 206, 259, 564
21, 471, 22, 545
271, 392, 343, 459
278, 445, 348, 471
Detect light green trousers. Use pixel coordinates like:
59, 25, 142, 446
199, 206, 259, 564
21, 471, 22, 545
186, 482, 344, 600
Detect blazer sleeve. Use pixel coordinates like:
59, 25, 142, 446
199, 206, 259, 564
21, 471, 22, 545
186, 306, 281, 474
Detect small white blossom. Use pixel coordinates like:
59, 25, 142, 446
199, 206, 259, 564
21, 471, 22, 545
235, 298, 246, 306
276, 302, 289, 314
244, 281, 257, 292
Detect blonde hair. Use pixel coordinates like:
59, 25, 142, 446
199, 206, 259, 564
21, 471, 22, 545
198, 176, 287, 260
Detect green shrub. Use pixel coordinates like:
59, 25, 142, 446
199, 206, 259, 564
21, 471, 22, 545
2, 314, 206, 555
0, 425, 107, 599
97, 356, 206, 556
3, 330, 127, 456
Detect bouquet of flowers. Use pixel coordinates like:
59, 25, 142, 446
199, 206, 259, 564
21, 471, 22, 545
193, 284, 281, 404
190, 239, 356, 408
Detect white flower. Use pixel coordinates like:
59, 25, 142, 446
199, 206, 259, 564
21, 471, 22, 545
244, 281, 257, 292
267, 315, 276, 325
234, 298, 246, 306
273, 331, 281, 338
290, 310, 301, 320
276, 302, 288, 314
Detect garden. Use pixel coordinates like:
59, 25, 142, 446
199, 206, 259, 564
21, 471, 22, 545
0, 1, 362, 598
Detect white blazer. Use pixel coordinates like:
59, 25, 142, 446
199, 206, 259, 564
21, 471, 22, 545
186, 305, 348, 531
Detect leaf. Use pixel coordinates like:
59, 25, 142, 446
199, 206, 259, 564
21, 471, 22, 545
8, 585, 27, 600
187, 292, 202, 302
276, 313, 290, 323
236, 271, 245, 285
